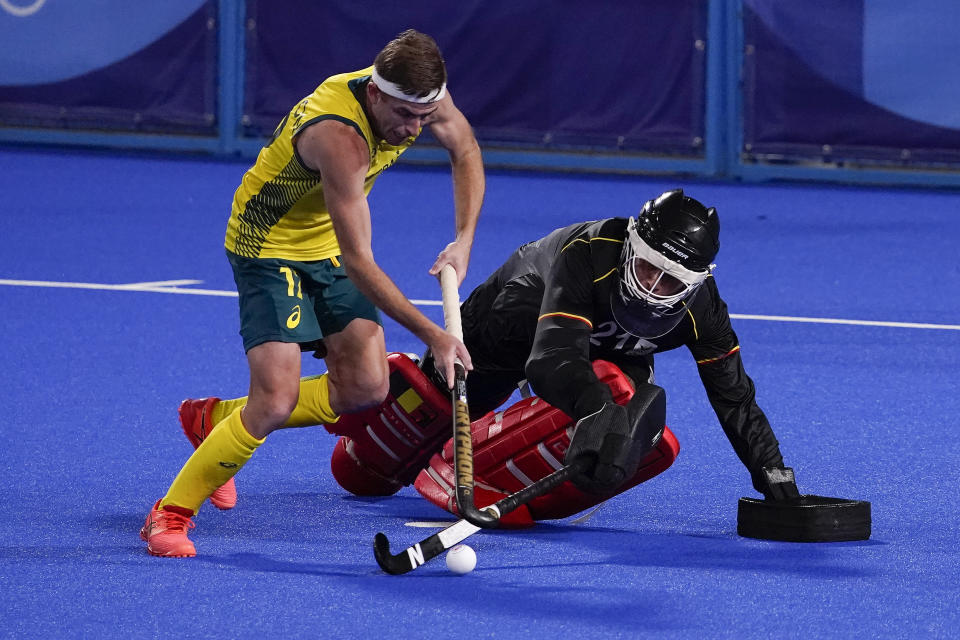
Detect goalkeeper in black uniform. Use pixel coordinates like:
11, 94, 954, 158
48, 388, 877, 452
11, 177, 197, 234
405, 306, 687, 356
418, 188, 793, 499
191, 189, 797, 507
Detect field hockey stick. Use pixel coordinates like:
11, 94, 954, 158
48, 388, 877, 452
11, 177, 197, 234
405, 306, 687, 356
373, 456, 591, 575
438, 264, 499, 529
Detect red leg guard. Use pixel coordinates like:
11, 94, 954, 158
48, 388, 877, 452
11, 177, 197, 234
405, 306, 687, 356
413, 360, 680, 523
329, 436, 403, 496
328, 353, 452, 496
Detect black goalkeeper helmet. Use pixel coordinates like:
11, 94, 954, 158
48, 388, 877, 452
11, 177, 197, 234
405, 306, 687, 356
611, 189, 720, 338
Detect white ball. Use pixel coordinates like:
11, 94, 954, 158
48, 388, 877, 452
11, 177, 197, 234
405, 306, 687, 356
445, 544, 477, 575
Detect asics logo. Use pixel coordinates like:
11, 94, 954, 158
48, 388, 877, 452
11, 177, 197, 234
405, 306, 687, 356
219, 461, 238, 468
287, 305, 301, 329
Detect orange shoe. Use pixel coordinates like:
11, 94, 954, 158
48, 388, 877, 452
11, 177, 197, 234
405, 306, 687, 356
140, 500, 196, 558
178, 397, 237, 510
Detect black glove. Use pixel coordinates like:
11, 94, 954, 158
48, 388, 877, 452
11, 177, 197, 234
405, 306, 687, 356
757, 466, 801, 501
565, 403, 632, 493
565, 384, 666, 494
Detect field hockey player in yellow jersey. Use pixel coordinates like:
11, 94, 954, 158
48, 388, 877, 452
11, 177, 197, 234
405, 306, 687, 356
141, 29, 484, 557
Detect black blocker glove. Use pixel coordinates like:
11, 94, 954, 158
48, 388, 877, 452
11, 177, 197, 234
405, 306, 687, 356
565, 383, 666, 494
756, 466, 801, 502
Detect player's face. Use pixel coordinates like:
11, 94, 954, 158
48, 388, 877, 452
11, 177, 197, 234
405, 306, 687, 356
371, 89, 439, 145
632, 258, 684, 297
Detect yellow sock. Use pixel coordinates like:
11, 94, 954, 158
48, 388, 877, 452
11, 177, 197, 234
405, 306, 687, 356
211, 374, 340, 428
211, 396, 245, 425
160, 408, 264, 514
288, 374, 340, 426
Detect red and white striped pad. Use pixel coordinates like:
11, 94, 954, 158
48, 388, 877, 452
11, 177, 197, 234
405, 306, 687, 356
328, 353, 453, 496
414, 360, 680, 526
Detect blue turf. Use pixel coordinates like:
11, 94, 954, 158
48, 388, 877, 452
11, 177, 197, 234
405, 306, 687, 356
0, 147, 958, 638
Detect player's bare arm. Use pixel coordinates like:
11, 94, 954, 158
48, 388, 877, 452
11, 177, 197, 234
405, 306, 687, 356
296, 120, 472, 382
424, 92, 484, 285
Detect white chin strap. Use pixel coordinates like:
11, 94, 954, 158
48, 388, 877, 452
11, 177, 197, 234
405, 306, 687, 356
371, 67, 446, 103
623, 217, 713, 309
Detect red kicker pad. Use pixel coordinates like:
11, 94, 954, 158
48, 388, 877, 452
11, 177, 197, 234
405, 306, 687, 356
413, 360, 681, 527
328, 353, 453, 496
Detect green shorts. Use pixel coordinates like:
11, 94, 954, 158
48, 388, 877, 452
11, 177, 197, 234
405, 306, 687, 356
227, 250, 381, 352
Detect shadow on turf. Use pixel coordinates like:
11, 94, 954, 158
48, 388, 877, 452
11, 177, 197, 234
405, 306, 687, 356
105, 491, 881, 581
103, 490, 408, 537
101, 492, 448, 563
196, 552, 375, 577
487, 523, 882, 578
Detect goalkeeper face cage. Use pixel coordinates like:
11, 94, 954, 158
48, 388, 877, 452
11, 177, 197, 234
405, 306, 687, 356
611, 227, 710, 338
610, 189, 719, 339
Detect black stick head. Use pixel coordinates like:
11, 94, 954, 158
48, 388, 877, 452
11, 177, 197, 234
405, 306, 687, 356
373, 532, 410, 575
456, 490, 501, 528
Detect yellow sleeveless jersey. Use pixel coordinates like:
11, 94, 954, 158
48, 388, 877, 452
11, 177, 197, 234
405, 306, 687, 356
226, 66, 416, 260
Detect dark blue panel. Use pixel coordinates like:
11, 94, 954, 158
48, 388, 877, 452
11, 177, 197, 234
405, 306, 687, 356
743, 1, 960, 166
0, 3, 217, 134
744, 0, 864, 94
243, 0, 706, 155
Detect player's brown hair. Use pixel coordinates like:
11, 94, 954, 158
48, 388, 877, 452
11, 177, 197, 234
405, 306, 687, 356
374, 29, 447, 99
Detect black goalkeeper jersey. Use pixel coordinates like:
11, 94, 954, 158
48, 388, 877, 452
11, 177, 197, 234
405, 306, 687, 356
459, 217, 784, 488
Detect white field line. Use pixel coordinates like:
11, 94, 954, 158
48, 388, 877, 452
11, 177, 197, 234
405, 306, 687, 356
728, 313, 959, 331
121, 279, 204, 287
0, 278, 239, 297
0, 277, 443, 305
405, 520, 459, 528
0, 277, 957, 329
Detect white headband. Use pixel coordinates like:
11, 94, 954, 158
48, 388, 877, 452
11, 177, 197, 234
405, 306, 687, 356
371, 67, 446, 103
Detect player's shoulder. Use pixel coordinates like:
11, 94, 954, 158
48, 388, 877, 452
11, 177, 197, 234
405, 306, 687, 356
702, 274, 721, 296
592, 217, 629, 239
686, 276, 733, 334
689, 275, 723, 310
317, 66, 374, 94
556, 218, 626, 252
296, 68, 374, 148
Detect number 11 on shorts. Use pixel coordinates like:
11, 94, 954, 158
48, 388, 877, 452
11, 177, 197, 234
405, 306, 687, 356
279, 266, 302, 328
279, 266, 303, 299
